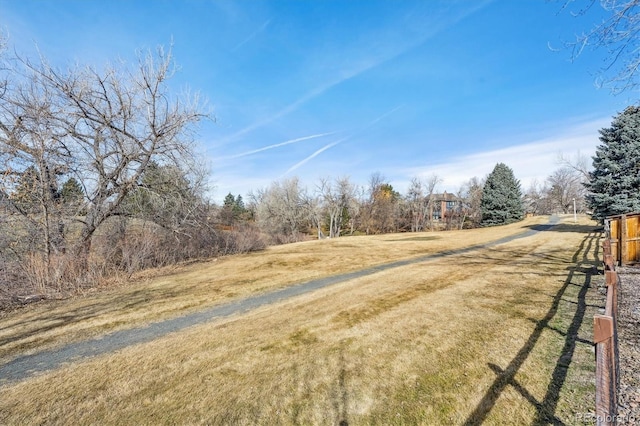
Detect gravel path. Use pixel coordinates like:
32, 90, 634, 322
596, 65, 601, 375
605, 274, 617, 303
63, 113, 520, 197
616, 267, 640, 424
0, 217, 559, 385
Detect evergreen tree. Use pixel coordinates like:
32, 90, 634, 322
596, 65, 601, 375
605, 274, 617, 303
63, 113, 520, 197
480, 163, 524, 226
221, 192, 247, 225
122, 162, 199, 228
60, 177, 84, 205
221, 192, 236, 225
234, 195, 245, 216
586, 106, 640, 221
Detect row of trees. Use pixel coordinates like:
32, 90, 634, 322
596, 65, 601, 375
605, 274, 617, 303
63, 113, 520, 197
227, 161, 589, 243
3, 36, 497, 303
246, 174, 460, 243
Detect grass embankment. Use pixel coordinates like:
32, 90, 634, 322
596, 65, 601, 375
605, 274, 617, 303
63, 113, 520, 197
0, 215, 603, 424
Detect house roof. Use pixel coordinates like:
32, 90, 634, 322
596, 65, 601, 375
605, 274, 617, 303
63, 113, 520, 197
433, 192, 461, 202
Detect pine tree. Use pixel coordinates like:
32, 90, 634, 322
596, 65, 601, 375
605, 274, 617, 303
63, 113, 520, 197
60, 177, 84, 205
221, 193, 248, 225
221, 192, 236, 225
234, 195, 245, 217
480, 163, 524, 226
122, 162, 198, 228
586, 106, 640, 221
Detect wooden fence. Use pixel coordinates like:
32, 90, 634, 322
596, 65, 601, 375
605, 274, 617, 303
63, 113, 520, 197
594, 238, 620, 425
605, 213, 640, 266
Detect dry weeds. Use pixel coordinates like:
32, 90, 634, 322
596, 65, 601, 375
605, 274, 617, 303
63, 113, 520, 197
0, 215, 602, 424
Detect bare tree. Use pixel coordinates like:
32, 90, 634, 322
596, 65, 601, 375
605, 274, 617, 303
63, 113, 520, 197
301, 190, 324, 239
561, 0, 640, 93
459, 176, 484, 228
317, 176, 358, 238
524, 179, 545, 215
423, 175, 442, 231
360, 172, 385, 234
405, 175, 441, 232
558, 151, 591, 180
546, 166, 586, 213
253, 177, 310, 242
361, 172, 401, 234
0, 44, 208, 289
405, 177, 426, 232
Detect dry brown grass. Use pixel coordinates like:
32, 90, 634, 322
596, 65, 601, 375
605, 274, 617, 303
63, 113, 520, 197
0, 215, 602, 424
0, 216, 549, 360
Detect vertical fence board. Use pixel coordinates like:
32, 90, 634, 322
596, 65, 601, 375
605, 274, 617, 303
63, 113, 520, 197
595, 340, 613, 425
594, 315, 614, 344
621, 215, 628, 266
628, 216, 639, 263
606, 213, 640, 265
609, 219, 620, 264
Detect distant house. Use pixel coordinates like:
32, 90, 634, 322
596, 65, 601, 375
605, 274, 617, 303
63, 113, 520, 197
431, 192, 463, 221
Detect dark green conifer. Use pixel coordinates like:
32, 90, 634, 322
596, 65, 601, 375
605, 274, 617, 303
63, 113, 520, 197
480, 163, 524, 226
586, 106, 640, 221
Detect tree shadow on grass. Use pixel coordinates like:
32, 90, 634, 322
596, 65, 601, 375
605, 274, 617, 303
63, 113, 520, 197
463, 229, 601, 425
331, 344, 350, 426
525, 223, 602, 234
0, 287, 173, 351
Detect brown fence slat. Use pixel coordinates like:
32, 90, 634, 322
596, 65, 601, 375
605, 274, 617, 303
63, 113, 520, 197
594, 315, 614, 344
608, 213, 640, 264
621, 215, 628, 265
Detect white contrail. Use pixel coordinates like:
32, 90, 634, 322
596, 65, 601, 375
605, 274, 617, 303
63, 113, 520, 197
219, 82, 337, 144
284, 139, 345, 175
365, 104, 404, 129
280, 105, 403, 175
223, 132, 336, 159
233, 19, 272, 51
220, 3, 492, 145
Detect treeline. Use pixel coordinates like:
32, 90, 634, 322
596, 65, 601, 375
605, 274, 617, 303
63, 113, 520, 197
239, 161, 588, 243
241, 174, 476, 243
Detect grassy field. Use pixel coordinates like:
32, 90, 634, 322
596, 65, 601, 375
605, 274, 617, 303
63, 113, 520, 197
0, 215, 603, 424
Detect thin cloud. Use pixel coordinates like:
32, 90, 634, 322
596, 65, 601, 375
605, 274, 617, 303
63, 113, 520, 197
280, 105, 404, 176
284, 139, 345, 175
404, 116, 609, 193
220, 81, 338, 144
221, 132, 336, 159
232, 19, 271, 51
221, 3, 492, 145
363, 104, 404, 129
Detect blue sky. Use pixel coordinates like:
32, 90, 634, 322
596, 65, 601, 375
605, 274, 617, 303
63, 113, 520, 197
0, 0, 634, 201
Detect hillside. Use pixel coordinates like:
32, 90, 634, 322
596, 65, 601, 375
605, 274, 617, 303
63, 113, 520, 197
0, 215, 603, 424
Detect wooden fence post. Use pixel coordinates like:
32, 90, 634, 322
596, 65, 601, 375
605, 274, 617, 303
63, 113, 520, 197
595, 229, 620, 425
602, 240, 614, 270
621, 214, 627, 266
594, 315, 615, 425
